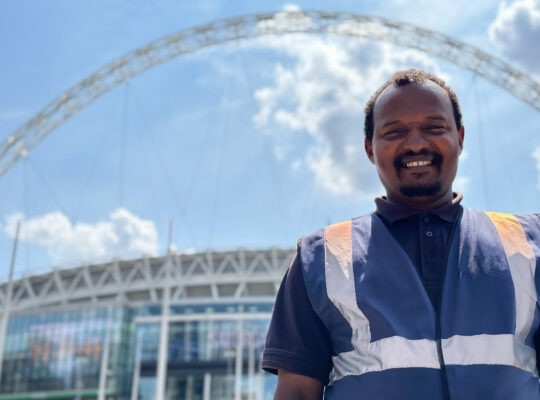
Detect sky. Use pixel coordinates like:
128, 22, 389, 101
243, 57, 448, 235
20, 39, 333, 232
0, 0, 539, 279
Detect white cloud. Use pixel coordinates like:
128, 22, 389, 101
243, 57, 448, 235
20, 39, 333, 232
453, 176, 471, 194
488, 0, 540, 72
252, 11, 443, 198
282, 3, 301, 12
3, 208, 158, 265
534, 146, 540, 189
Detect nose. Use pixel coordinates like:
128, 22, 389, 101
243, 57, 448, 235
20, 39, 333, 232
402, 127, 429, 153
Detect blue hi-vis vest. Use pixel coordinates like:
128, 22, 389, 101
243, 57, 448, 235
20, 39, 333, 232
300, 209, 540, 399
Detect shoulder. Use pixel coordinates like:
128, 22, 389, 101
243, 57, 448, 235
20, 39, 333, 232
517, 213, 540, 229
297, 213, 375, 268
462, 207, 539, 222
475, 209, 540, 229
466, 209, 540, 247
302, 213, 375, 240
298, 214, 374, 250
514, 213, 540, 245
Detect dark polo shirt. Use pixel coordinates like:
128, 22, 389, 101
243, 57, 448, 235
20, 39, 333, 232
375, 193, 463, 308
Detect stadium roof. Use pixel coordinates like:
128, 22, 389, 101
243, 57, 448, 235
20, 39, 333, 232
0, 248, 294, 315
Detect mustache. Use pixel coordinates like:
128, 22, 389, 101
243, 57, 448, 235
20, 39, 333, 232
394, 150, 442, 169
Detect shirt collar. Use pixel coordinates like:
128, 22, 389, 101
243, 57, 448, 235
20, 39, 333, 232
375, 193, 463, 223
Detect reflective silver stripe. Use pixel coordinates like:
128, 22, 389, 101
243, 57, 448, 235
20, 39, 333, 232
443, 334, 536, 373
486, 212, 537, 344
324, 216, 538, 384
331, 337, 439, 381
325, 220, 372, 344
331, 334, 537, 381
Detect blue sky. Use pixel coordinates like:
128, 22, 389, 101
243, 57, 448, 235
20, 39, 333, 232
0, 0, 539, 279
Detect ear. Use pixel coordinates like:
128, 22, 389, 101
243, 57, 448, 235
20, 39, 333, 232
365, 138, 375, 163
458, 126, 465, 154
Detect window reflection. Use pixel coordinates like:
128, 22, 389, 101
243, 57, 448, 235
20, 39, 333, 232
1, 304, 276, 399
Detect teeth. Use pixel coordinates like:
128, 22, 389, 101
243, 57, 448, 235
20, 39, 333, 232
404, 160, 432, 168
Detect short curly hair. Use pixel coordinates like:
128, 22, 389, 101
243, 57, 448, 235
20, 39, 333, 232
364, 69, 463, 140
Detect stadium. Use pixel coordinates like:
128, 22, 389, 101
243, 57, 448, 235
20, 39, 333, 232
1, 6, 539, 400
0, 248, 293, 399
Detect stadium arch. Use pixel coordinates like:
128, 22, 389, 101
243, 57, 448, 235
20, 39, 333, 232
1, 9, 539, 177
1, 10, 540, 400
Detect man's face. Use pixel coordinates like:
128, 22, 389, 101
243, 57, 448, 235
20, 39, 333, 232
365, 81, 464, 210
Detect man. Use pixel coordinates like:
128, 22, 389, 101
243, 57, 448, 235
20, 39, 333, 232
261, 69, 540, 399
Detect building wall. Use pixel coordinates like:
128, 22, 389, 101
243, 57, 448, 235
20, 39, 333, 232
0, 249, 293, 399
0, 302, 277, 400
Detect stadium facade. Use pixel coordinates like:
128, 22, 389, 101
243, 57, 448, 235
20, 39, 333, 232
0, 248, 293, 400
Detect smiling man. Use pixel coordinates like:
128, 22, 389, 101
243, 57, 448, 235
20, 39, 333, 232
261, 69, 540, 399
365, 75, 463, 209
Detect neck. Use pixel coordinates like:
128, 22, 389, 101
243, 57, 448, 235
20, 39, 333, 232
387, 191, 454, 212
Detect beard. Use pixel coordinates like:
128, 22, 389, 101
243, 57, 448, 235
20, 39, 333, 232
400, 181, 442, 197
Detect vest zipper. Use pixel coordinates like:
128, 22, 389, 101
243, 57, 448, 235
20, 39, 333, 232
436, 207, 463, 400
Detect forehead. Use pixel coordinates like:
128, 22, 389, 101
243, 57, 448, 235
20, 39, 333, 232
373, 81, 453, 126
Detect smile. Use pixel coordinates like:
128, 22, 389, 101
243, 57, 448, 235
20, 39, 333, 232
403, 160, 432, 168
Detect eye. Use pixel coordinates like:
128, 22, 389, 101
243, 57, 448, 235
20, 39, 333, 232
384, 127, 407, 137
424, 125, 445, 133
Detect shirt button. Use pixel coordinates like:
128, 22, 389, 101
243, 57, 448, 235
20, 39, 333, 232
425, 231, 434, 238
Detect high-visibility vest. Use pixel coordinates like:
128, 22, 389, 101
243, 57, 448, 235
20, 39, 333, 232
300, 209, 540, 399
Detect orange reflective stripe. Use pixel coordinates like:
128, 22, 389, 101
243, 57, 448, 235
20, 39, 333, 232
486, 212, 535, 259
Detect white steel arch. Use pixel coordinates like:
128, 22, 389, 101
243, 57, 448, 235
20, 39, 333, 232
1, 10, 539, 176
